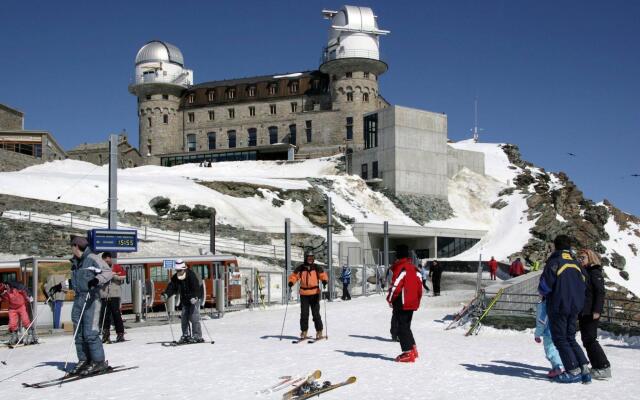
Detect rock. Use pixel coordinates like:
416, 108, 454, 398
611, 252, 626, 270
149, 196, 171, 216
272, 198, 285, 207
620, 270, 629, 281
377, 190, 454, 225
498, 187, 515, 196
190, 204, 215, 219
491, 199, 508, 210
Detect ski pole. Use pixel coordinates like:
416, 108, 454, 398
322, 288, 328, 340
1, 294, 52, 366
279, 287, 290, 341
100, 287, 110, 339
196, 303, 215, 344
165, 299, 176, 343
61, 292, 91, 376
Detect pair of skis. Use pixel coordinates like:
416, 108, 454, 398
22, 365, 139, 388
291, 336, 327, 344
255, 375, 305, 395
281, 370, 356, 400
161, 339, 214, 347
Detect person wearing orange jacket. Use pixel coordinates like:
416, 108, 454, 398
488, 256, 498, 280
288, 249, 328, 340
0, 281, 32, 346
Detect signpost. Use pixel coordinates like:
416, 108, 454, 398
163, 259, 176, 270
88, 229, 138, 253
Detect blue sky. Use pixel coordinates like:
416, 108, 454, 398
1, 0, 639, 215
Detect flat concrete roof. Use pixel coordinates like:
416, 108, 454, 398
352, 222, 487, 239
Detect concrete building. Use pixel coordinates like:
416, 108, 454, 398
67, 133, 142, 168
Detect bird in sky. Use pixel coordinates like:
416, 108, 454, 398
567, 152, 577, 157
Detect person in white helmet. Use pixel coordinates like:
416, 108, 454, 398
161, 259, 203, 344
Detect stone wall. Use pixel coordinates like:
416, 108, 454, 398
447, 146, 485, 178
0, 148, 44, 172
0, 105, 23, 130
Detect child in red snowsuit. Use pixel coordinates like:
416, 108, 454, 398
0, 282, 32, 338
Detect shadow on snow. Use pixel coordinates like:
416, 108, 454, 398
460, 360, 548, 380
335, 350, 395, 362
348, 334, 395, 343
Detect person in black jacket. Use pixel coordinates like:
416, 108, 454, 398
577, 248, 611, 380
429, 260, 443, 296
161, 260, 204, 344
538, 235, 591, 384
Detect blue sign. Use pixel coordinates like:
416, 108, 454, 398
88, 229, 138, 252
163, 259, 175, 270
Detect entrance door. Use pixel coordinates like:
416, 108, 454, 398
120, 264, 145, 305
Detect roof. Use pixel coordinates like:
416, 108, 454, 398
135, 40, 184, 66
192, 70, 322, 89
0, 104, 24, 117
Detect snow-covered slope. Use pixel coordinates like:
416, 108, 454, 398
601, 212, 640, 296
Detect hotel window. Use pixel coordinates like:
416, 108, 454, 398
226, 88, 236, 100
188, 112, 195, 123
208, 110, 215, 120
289, 124, 297, 146
269, 126, 278, 144
146, 95, 152, 100
187, 134, 196, 152
208, 91, 215, 102
228, 108, 235, 119
346, 72, 352, 78
289, 81, 299, 94
268, 84, 277, 95
188, 93, 195, 104
248, 128, 257, 147
346, 92, 353, 102
361, 163, 368, 180
363, 72, 369, 79
346, 117, 353, 140
290, 102, 298, 113
364, 113, 378, 149
305, 120, 312, 143
163, 94, 169, 100
163, 114, 169, 124
208, 132, 216, 150
312, 80, 319, 90
147, 117, 152, 127
372, 161, 379, 178
228, 130, 236, 148
249, 106, 256, 117
247, 86, 256, 97
270, 104, 277, 115
363, 93, 369, 102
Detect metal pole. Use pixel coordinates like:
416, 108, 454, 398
210, 212, 216, 254
326, 196, 334, 301
108, 134, 118, 230
32, 259, 38, 332
476, 250, 483, 298
383, 221, 389, 269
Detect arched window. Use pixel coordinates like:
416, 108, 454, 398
208, 91, 215, 102
208, 132, 216, 150
228, 130, 236, 148
268, 126, 278, 144
362, 93, 369, 102
346, 92, 354, 102
163, 114, 169, 124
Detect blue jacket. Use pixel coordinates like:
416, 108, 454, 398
71, 248, 113, 295
340, 267, 351, 284
535, 301, 552, 338
538, 249, 586, 315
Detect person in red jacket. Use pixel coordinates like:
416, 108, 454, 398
0, 282, 32, 345
386, 245, 423, 363
488, 256, 498, 280
509, 258, 525, 278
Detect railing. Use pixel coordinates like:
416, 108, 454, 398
321, 48, 382, 64
2, 209, 307, 262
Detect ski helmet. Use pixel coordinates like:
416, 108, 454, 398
304, 249, 315, 258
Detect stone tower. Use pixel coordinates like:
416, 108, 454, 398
320, 6, 389, 151
128, 40, 193, 163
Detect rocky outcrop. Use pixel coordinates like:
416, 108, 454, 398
378, 189, 454, 225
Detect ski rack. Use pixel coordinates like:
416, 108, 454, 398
465, 288, 505, 336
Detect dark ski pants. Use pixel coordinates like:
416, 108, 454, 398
390, 309, 399, 339
180, 303, 202, 339
393, 301, 415, 352
489, 270, 497, 280
342, 283, 351, 300
549, 312, 588, 372
300, 294, 322, 332
579, 315, 610, 369
72, 293, 105, 363
431, 272, 442, 295
53, 300, 63, 329
100, 297, 125, 335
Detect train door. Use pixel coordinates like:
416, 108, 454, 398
121, 264, 145, 305
19, 258, 34, 296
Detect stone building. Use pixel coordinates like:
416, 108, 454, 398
66, 133, 142, 168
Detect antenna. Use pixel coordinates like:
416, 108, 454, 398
471, 96, 484, 142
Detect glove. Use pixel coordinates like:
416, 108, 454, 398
28, 296, 34, 302
322, 281, 328, 288
288, 282, 293, 288
50, 283, 63, 294
534, 337, 541, 344
160, 293, 168, 302
190, 297, 198, 305
88, 278, 99, 289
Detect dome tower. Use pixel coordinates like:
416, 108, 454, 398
128, 40, 193, 161
320, 6, 389, 150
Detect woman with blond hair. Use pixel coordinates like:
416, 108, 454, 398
577, 248, 611, 380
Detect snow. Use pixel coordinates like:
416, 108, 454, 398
449, 140, 520, 185
556, 214, 567, 223
272, 72, 303, 78
601, 212, 640, 296
2, 294, 638, 399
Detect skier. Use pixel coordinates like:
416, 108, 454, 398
429, 260, 443, 296
509, 257, 525, 277
49, 236, 113, 376
538, 235, 591, 384
287, 249, 328, 340
387, 245, 423, 362
577, 248, 611, 380
160, 259, 204, 344
531, 260, 541, 272
99, 252, 126, 343
535, 297, 565, 378
44, 273, 68, 329
0, 281, 33, 345
340, 264, 351, 300
488, 256, 498, 281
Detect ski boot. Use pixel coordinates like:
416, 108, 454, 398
300, 331, 308, 340
192, 336, 205, 343
80, 360, 109, 376
591, 367, 611, 380
412, 345, 419, 358
553, 368, 582, 384
547, 367, 564, 378
8, 332, 18, 346
102, 329, 111, 344
178, 335, 192, 344
580, 365, 592, 384
70, 360, 90, 375
115, 333, 125, 343
395, 351, 416, 363
315, 330, 324, 340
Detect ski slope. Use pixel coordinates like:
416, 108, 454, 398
1, 294, 638, 400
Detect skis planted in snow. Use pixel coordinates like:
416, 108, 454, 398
291, 337, 312, 344
307, 336, 328, 344
282, 370, 321, 400
161, 340, 214, 347
295, 376, 357, 400
22, 365, 139, 388
465, 288, 504, 336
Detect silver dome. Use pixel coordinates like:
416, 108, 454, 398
135, 40, 184, 66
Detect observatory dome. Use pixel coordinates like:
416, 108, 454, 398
135, 40, 184, 66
